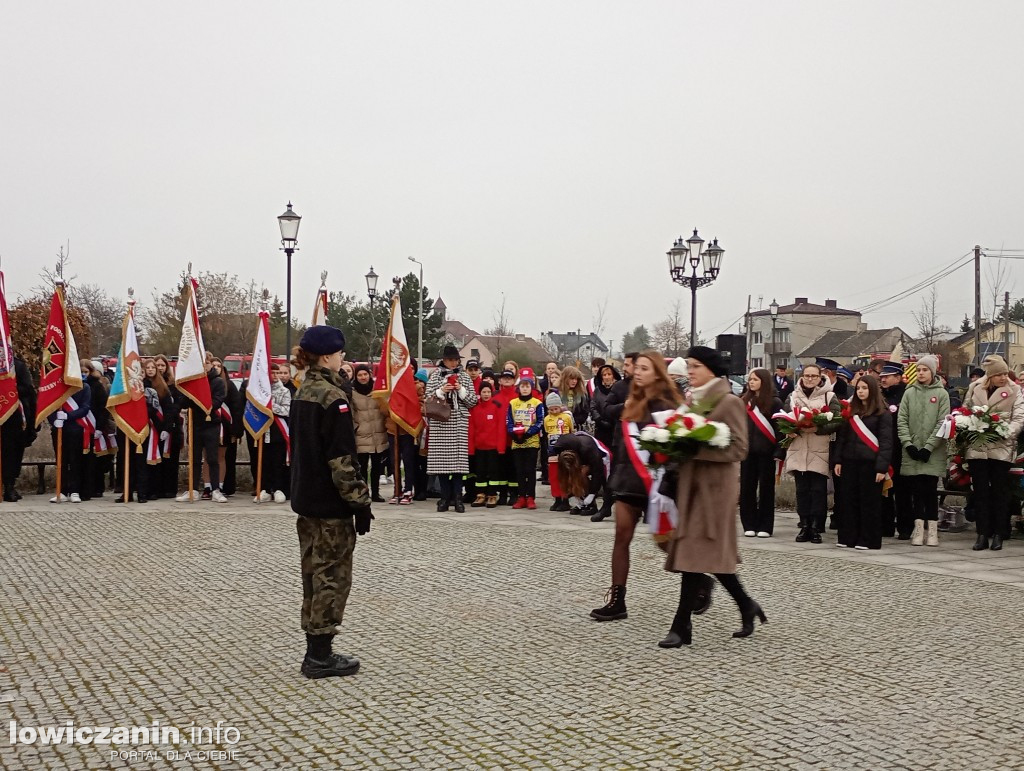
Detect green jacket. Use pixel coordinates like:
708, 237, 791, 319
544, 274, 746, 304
896, 379, 950, 477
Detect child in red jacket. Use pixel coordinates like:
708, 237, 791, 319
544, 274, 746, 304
468, 381, 507, 508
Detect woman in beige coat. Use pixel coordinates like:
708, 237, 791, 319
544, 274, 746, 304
351, 364, 389, 502
785, 363, 841, 543
963, 355, 1024, 551
660, 346, 766, 648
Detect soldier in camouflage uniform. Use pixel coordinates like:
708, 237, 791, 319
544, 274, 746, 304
289, 325, 374, 679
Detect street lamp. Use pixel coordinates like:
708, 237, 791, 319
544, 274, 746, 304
769, 298, 780, 370
365, 267, 379, 364
277, 202, 301, 357
668, 228, 725, 348
408, 256, 424, 365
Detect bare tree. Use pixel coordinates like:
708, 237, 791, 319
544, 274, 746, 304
911, 286, 950, 351
651, 298, 688, 357
484, 292, 513, 337
35, 242, 77, 296
591, 296, 609, 345
73, 283, 128, 354
986, 257, 1014, 323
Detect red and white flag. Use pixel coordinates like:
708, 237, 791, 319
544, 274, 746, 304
175, 277, 212, 413
372, 295, 423, 437
107, 302, 151, 445
35, 284, 83, 427
0, 271, 18, 426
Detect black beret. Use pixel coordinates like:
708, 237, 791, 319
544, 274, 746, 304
686, 346, 729, 378
300, 325, 346, 355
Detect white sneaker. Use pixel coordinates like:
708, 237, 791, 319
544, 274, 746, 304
382, 475, 393, 485
743, 530, 756, 537
212, 489, 228, 503
255, 491, 272, 503
175, 490, 201, 502
854, 545, 869, 551
273, 490, 287, 504
69, 493, 82, 503
49, 494, 68, 503
756, 531, 771, 538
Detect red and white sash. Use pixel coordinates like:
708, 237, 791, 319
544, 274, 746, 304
274, 415, 291, 464
218, 404, 232, 443
748, 404, 777, 444
621, 420, 678, 538
63, 397, 95, 454
850, 415, 879, 452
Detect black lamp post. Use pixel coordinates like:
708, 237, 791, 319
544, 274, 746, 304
277, 202, 301, 357
769, 298, 780, 370
667, 228, 725, 348
365, 267, 379, 364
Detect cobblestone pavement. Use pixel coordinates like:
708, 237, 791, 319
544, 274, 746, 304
2, 493, 1024, 770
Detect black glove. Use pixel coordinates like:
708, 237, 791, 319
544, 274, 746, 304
918, 448, 931, 463
905, 446, 921, 461
354, 507, 374, 536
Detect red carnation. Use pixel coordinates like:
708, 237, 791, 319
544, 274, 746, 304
992, 414, 1001, 422
682, 415, 696, 429
653, 452, 669, 465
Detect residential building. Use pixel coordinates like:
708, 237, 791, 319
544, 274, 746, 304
540, 331, 609, 366
941, 321, 1024, 374
460, 334, 552, 369
435, 296, 480, 350
797, 327, 912, 368
747, 298, 861, 371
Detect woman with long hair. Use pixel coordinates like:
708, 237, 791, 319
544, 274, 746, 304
740, 368, 782, 537
553, 431, 610, 517
834, 374, 893, 550
591, 350, 683, 621
154, 354, 183, 498
559, 366, 591, 429
351, 363, 389, 503
785, 363, 842, 543
661, 346, 762, 648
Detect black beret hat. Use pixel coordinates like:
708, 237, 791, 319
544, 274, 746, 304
686, 346, 729, 378
299, 325, 346, 356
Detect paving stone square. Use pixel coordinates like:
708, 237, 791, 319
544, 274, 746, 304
2, 495, 1023, 770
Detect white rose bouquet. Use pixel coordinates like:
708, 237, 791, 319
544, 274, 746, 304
637, 406, 732, 466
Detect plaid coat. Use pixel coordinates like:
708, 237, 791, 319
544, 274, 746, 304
426, 367, 479, 474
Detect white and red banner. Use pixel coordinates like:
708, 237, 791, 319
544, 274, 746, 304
748, 404, 777, 444
35, 285, 83, 427
243, 310, 274, 441
175, 277, 212, 413
107, 302, 151, 446
372, 295, 424, 437
0, 271, 18, 426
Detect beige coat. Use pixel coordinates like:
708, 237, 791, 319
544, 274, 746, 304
351, 389, 390, 454
784, 382, 838, 476
664, 378, 749, 575
963, 378, 1024, 462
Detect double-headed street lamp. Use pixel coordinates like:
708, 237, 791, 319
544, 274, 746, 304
277, 202, 302, 357
667, 228, 725, 348
769, 298, 780, 370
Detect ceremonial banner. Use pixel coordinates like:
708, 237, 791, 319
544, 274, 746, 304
372, 295, 424, 437
243, 310, 274, 440
311, 285, 328, 327
35, 285, 82, 426
0, 272, 18, 425
176, 277, 212, 413
107, 303, 150, 445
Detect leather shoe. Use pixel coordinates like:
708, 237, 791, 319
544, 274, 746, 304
795, 527, 811, 543
454, 501, 466, 513
658, 624, 692, 648
972, 534, 989, 551
810, 530, 822, 544
991, 534, 1004, 551
436, 499, 449, 512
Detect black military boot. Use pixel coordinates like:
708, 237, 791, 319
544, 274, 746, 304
495, 489, 508, 507
795, 526, 811, 542
301, 634, 360, 679
590, 585, 627, 621
591, 499, 613, 522
3, 486, 16, 503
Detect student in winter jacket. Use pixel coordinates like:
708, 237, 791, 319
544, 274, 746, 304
896, 355, 950, 547
468, 381, 506, 508
543, 392, 575, 511
785, 364, 842, 543
154, 355, 183, 499
879, 361, 912, 539
351, 363, 388, 503
590, 365, 621, 449
254, 366, 292, 503
177, 354, 227, 502
493, 369, 520, 506
506, 377, 545, 509
740, 368, 783, 537
963, 355, 1024, 550
834, 375, 893, 550
560, 366, 591, 429
48, 374, 93, 503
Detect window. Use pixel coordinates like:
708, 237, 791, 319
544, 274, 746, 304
1010, 332, 1017, 344
777, 328, 791, 343
751, 358, 763, 368
470, 348, 479, 358
752, 332, 763, 344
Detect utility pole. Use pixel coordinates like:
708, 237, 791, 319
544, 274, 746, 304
1005, 290, 1011, 368
745, 294, 751, 371
974, 244, 981, 366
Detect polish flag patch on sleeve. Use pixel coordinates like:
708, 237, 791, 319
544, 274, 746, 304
338, 402, 349, 413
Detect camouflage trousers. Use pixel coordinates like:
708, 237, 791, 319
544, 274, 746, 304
296, 515, 356, 635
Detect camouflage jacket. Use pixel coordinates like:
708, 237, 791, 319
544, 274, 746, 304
289, 366, 370, 519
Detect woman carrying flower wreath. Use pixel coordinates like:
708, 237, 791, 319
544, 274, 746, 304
963, 355, 1024, 551
659, 346, 764, 648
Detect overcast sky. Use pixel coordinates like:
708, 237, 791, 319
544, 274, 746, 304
3, 1, 1022, 353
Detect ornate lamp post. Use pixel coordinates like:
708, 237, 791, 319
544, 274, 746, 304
408, 256, 424, 365
667, 228, 724, 348
277, 202, 301, 356
365, 267, 379, 364
769, 298, 780, 370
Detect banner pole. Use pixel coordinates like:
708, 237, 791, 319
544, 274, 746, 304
55, 426, 64, 503
255, 437, 264, 504
124, 440, 131, 503
188, 411, 194, 503
0, 431, 4, 503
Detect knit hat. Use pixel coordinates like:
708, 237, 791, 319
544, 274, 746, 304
299, 325, 345, 355
916, 354, 939, 376
414, 369, 429, 383
983, 354, 1009, 377
685, 346, 728, 378
667, 357, 688, 377
545, 391, 562, 409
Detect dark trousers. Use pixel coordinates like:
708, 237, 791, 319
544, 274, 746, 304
512, 447, 539, 498
971, 459, 1012, 538
222, 439, 239, 496
245, 433, 259, 492
501, 452, 518, 497
904, 474, 939, 522
264, 441, 288, 494
539, 431, 549, 482
415, 455, 428, 498
837, 460, 883, 549
793, 470, 827, 532
473, 449, 502, 491
1, 419, 26, 489
160, 433, 182, 497
190, 422, 220, 491
391, 433, 417, 494
437, 473, 463, 502
51, 427, 83, 495
357, 452, 384, 498
93, 451, 113, 497
881, 455, 913, 536
739, 452, 776, 534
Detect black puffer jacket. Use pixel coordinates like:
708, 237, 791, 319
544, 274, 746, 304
608, 397, 674, 501
551, 432, 608, 499
836, 410, 893, 474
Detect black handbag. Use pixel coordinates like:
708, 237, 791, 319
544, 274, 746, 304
423, 394, 451, 422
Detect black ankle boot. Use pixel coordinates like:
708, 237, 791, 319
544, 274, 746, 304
590, 585, 627, 621
991, 534, 1004, 551
733, 600, 768, 638
693, 574, 715, 615
301, 634, 359, 679
496, 490, 508, 507
972, 534, 989, 551
658, 622, 692, 648
3, 487, 16, 503
454, 500, 466, 513
591, 501, 613, 522
437, 499, 449, 512
795, 527, 811, 542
